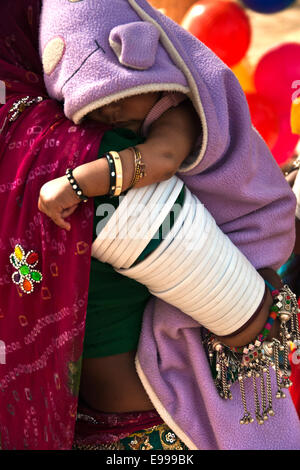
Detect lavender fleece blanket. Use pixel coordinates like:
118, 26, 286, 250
39, 0, 300, 449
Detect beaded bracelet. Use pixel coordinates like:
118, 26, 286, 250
65, 168, 88, 202
204, 282, 300, 425
104, 153, 117, 197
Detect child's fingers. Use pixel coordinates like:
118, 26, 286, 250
52, 213, 71, 231
38, 197, 77, 231
38, 197, 47, 215
38, 202, 71, 230
62, 203, 79, 218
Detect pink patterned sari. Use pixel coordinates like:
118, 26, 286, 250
0, 0, 110, 449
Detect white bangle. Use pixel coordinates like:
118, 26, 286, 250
202, 267, 264, 335
135, 192, 199, 286
170, 236, 237, 308
98, 183, 158, 264
95, 176, 265, 337
92, 177, 183, 268
184, 259, 252, 318
120, 193, 265, 336
148, 207, 225, 297
182, 245, 240, 310
91, 184, 152, 261
149, 225, 225, 303
117, 187, 194, 282
111, 177, 183, 269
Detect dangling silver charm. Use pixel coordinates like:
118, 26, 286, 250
238, 374, 254, 424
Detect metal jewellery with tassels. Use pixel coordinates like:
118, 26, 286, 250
205, 285, 300, 425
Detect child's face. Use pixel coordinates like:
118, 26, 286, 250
87, 92, 160, 132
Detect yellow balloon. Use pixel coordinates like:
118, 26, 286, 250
291, 98, 300, 135
231, 59, 255, 93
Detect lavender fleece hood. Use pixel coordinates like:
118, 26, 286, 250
40, 0, 300, 449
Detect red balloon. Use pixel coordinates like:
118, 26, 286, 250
181, 0, 251, 67
271, 116, 299, 166
246, 93, 280, 149
254, 43, 300, 116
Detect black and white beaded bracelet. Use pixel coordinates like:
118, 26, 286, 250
65, 168, 89, 202
104, 153, 117, 197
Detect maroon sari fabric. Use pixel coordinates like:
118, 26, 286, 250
0, 0, 108, 449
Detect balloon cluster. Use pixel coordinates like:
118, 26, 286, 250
181, 0, 299, 165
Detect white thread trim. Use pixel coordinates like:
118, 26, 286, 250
72, 83, 190, 124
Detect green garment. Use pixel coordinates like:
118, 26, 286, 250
83, 128, 184, 357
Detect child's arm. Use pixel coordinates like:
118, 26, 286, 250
38, 100, 199, 230
121, 99, 200, 189
69, 99, 199, 196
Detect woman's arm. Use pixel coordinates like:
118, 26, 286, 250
284, 166, 300, 254
216, 268, 282, 348
38, 101, 286, 351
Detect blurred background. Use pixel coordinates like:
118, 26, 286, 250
148, 0, 300, 167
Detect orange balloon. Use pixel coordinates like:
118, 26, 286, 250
231, 58, 255, 93
291, 98, 300, 135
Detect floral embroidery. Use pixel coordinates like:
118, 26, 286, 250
9, 244, 43, 294
128, 433, 153, 450
164, 431, 177, 444
159, 424, 186, 450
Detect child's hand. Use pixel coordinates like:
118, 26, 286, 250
38, 176, 81, 230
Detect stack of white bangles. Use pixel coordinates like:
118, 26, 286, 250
91, 176, 265, 336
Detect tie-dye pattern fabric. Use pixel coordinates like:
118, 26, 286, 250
0, 0, 109, 449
